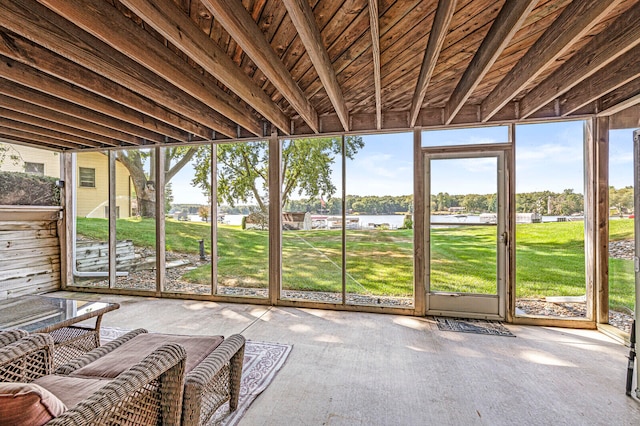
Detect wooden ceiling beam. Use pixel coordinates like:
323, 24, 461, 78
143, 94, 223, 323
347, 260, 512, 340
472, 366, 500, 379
38, 0, 262, 137
480, 0, 622, 122
0, 94, 142, 146
560, 44, 640, 116
0, 107, 120, 147
0, 29, 193, 140
0, 118, 102, 148
0, 79, 160, 144
121, 0, 291, 135
283, 0, 350, 132
368, 0, 382, 130
409, 0, 456, 127
7, 0, 243, 138
0, 59, 186, 143
445, 0, 536, 125
0, 135, 69, 151
603, 94, 640, 118
598, 78, 640, 117
519, 5, 640, 118
199, 0, 318, 133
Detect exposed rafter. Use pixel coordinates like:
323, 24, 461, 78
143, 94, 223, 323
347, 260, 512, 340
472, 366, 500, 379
0, 117, 102, 148
33, 0, 261, 137
0, 107, 118, 147
481, 0, 622, 122
282, 0, 350, 132
200, 0, 319, 133
598, 78, 640, 116
0, 133, 76, 150
560, 44, 640, 116
368, 0, 382, 130
445, 0, 536, 125
409, 0, 456, 127
0, 59, 187, 142
0, 1, 216, 140
0, 30, 209, 141
519, 5, 640, 118
0, 95, 140, 146
120, 0, 291, 135
0, 78, 162, 143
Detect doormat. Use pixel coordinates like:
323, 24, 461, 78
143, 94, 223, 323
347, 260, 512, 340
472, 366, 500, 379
434, 317, 515, 337
100, 328, 292, 426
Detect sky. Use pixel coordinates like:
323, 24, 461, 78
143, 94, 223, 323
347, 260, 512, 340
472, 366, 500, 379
168, 121, 637, 204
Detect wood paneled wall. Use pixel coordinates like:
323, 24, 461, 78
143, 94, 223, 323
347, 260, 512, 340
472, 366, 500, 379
0, 207, 61, 299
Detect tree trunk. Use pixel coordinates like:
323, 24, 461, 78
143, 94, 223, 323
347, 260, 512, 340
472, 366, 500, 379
138, 188, 156, 218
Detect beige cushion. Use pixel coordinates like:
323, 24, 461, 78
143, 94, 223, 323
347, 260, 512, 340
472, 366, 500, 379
33, 375, 109, 409
0, 382, 67, 426
70, 333, 224, 379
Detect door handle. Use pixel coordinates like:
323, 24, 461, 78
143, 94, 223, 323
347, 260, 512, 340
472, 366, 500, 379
499, 231, 508, 245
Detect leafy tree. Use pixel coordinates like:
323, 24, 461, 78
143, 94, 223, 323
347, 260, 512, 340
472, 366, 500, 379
0, 143, 21, 167
198, 205, 210, 222
115, 146, 198, 218
461, 194, 488, 213
192, 137, 364, 212
609, 186, 634, 216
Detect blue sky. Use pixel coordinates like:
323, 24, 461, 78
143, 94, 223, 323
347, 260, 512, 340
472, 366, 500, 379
169, 122, 637, 203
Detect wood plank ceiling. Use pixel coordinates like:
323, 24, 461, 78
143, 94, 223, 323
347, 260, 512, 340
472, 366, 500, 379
0, 0, 638, 151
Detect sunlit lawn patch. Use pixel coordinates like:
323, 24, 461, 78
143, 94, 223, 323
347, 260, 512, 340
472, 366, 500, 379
76, 218, 635, 311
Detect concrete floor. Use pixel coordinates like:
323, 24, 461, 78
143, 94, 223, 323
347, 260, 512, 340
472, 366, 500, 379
56, 291, 640, 425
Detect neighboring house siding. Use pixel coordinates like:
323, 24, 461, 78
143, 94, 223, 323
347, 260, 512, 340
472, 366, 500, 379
0, 143, 60, 178
76, 152, 131, 218
1, 144, 132, 218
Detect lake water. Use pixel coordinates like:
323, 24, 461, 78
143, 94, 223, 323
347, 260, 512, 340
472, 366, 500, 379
195, 214, 578, 227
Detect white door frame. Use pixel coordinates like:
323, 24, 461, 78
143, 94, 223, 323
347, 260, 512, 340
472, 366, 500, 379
423, 145, 509, 320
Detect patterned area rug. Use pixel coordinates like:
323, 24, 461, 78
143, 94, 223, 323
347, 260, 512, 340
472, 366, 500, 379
434, 317, 515, 337
100, 328, 292, 425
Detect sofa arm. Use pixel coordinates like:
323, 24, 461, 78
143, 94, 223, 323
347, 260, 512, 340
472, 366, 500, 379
0, 329, 28, 347
0, 333, 54, 382
182, 334, 246, 425
48, 342, 187, 426
55, 328, 148, 375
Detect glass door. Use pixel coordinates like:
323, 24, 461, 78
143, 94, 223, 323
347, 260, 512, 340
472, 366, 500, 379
424, 149, 507, 319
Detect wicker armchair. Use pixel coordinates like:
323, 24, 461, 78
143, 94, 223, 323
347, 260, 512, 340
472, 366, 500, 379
0, 331, 187, 425
57, 328, 246, 426
0, 329, 29, 347
0, 332, 54, 382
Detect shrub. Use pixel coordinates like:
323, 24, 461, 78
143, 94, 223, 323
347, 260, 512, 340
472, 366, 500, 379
402, 215, 413, 230
0, 171, 60, 205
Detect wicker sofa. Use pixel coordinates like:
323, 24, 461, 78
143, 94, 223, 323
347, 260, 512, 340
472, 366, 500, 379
0, 330, 186, 425
56, 328, 246, 426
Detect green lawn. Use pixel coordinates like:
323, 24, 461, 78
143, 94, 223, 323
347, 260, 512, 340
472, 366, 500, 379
76, 217, 636, 311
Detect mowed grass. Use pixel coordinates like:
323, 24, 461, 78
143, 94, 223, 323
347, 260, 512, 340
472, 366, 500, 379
76, 217, 635, 311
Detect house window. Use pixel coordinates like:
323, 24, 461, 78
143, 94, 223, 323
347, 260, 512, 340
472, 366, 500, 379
24, 162, 44, 176
104, 206, 120, 218
79, 167, 96, 188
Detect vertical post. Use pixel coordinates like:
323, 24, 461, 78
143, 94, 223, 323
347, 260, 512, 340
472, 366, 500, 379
414, 128, 426, 315
341, 135, 347, 305
156, 147, 165, 296
584, 119, 597, 321
633, 128, 640, 398
211, 143, 218, 296
60, 152, 73, 289
506, 123, 516, 322
108, 151, 116, 288
595, 116, 609, 324
268, 130, 281, 305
